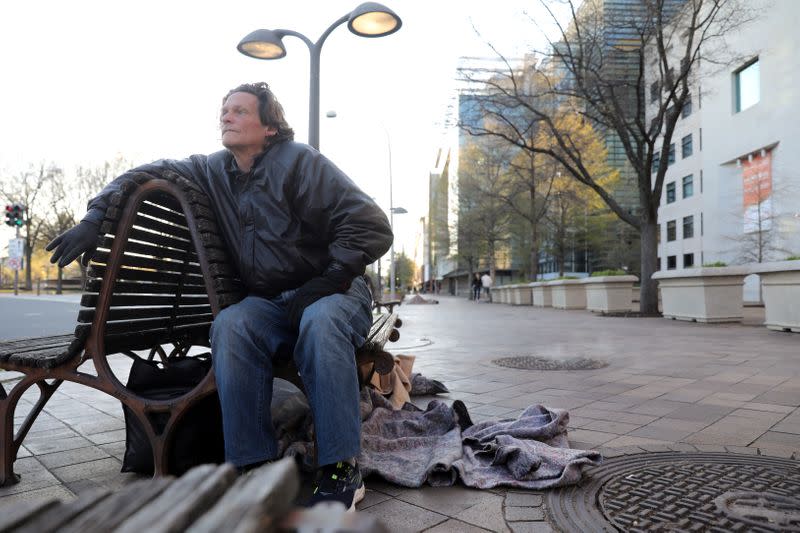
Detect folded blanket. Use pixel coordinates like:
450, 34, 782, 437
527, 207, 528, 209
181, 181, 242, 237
449, 404, 601, 488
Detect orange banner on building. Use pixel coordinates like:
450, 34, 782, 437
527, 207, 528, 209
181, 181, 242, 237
742, 150, 772, 233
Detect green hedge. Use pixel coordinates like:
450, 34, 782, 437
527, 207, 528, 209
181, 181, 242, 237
590, 269, 627, 277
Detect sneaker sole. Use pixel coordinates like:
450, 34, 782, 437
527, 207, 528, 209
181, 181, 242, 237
347, 483, 366, 512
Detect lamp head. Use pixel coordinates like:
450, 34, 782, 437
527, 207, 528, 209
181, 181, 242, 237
347, 2, 402, 38
237, 29, 286, 59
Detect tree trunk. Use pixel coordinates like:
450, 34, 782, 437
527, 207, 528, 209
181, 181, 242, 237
528, 161, 538, 281
56, 266, 63, 295
639, 220, 659, 314
488, 240, 496, 281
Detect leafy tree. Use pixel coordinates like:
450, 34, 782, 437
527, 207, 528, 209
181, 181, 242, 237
457, 137, 515, 281
459, 0, 754, 313
391, 251, 416, 292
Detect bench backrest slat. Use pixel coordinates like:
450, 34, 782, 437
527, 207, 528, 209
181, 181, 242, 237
80, 173, 244, 358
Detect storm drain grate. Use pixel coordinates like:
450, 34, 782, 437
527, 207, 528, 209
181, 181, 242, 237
546, 452, 800, 532
492, 355, 609, 371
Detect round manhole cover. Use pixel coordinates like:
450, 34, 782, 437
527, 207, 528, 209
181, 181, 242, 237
492, 355, 609, 371
546, 452, 800, 532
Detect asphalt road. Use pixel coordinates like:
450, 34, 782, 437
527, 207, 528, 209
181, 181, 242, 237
0, 294, 81, 340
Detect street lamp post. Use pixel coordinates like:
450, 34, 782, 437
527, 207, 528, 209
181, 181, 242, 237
237, 2, 401, 150
326, 110, 406, 299
389, 206, 407, 298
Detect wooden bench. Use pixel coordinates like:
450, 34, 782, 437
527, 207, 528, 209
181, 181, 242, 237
0, 457, 386, 532
0, 169, 400, 487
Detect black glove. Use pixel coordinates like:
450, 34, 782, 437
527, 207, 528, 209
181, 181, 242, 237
287, 265, 355, 331
46, 220, 101, 268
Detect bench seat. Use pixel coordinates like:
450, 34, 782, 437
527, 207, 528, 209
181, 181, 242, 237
0, 168, 400, 487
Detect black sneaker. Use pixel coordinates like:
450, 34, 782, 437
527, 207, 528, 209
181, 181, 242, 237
307, 461, 365, 511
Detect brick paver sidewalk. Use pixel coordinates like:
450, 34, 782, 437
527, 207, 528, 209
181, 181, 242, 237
2, 294, 798, 531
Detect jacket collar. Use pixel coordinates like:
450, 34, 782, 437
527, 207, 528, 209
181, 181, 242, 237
224, 142, 281, 175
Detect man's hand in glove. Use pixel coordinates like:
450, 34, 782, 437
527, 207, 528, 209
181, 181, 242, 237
46, 220, 101, 268
287, 264, 355, 331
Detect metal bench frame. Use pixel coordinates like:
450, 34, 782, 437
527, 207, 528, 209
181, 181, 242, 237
0, 171, 398, 486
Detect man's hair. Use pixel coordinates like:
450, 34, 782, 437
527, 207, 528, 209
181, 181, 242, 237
223, 82, 294, 145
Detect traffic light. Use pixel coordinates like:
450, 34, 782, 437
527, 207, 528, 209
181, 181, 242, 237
12, 204, 24, 227
4, 203, 24, 227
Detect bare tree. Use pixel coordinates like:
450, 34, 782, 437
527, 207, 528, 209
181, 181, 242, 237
726, 177, 796, 264
459, 0, 754, 313
0, 163, 61, 290
75, 154, 134, 200
40, 178, 78, 293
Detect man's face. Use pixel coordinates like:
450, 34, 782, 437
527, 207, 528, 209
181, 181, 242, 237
220, 92, 276, 153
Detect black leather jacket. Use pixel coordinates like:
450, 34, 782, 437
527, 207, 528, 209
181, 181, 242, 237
84, 141, 393, 297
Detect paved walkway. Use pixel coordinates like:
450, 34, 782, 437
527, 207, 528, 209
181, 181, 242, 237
2, 295, 798, 531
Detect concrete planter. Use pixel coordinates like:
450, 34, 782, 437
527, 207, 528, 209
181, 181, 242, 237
509, 284, 532, 306
652, 266, 750, 323
581, 275, 639, 313
493, 285, 509, 304
750, 260, 800, 332
549, 280, 586, 310
530, 282, 552, 307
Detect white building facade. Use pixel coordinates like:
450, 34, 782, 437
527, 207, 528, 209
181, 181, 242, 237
650, 0, 800, 300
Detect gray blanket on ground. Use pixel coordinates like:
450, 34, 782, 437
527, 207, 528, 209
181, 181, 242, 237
272, 382, 602, 489
359, 390, 601, 489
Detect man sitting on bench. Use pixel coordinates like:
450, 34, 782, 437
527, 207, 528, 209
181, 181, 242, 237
47, 82, 393, 511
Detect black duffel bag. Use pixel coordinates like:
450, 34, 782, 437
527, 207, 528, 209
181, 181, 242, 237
121, 354, 225, 475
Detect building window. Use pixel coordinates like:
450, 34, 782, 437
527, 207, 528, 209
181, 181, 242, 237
666, 182, 676, 204
657, 224, 661, 244
682, 97, 692, 118
682, 175, 694, 198
701, 212, 704, 235
683, 215, 694, 239
650, 81, 660, 102
668, 143, 675, 165
667, 255, 677, 270
681, 134, 693, 158
667, 220, 677, 241
735, 58, 759, 112
683, 253, 694, 268
652, 152, 660, 174
657, 257, 661, 271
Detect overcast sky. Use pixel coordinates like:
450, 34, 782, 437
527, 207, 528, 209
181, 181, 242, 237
0, 0, 566, 259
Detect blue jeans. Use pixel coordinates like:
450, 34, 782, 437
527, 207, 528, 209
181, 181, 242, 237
210, 276, 373, 467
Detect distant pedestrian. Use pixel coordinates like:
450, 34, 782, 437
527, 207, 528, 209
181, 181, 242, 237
481, 272, 493, 302
471, 273, 482, 301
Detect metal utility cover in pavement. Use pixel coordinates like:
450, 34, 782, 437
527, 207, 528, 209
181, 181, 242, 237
492, 355, 609, 371
546, 452, 800, 532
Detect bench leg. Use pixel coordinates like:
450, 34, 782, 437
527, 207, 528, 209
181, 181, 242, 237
0, 377, 62, 486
